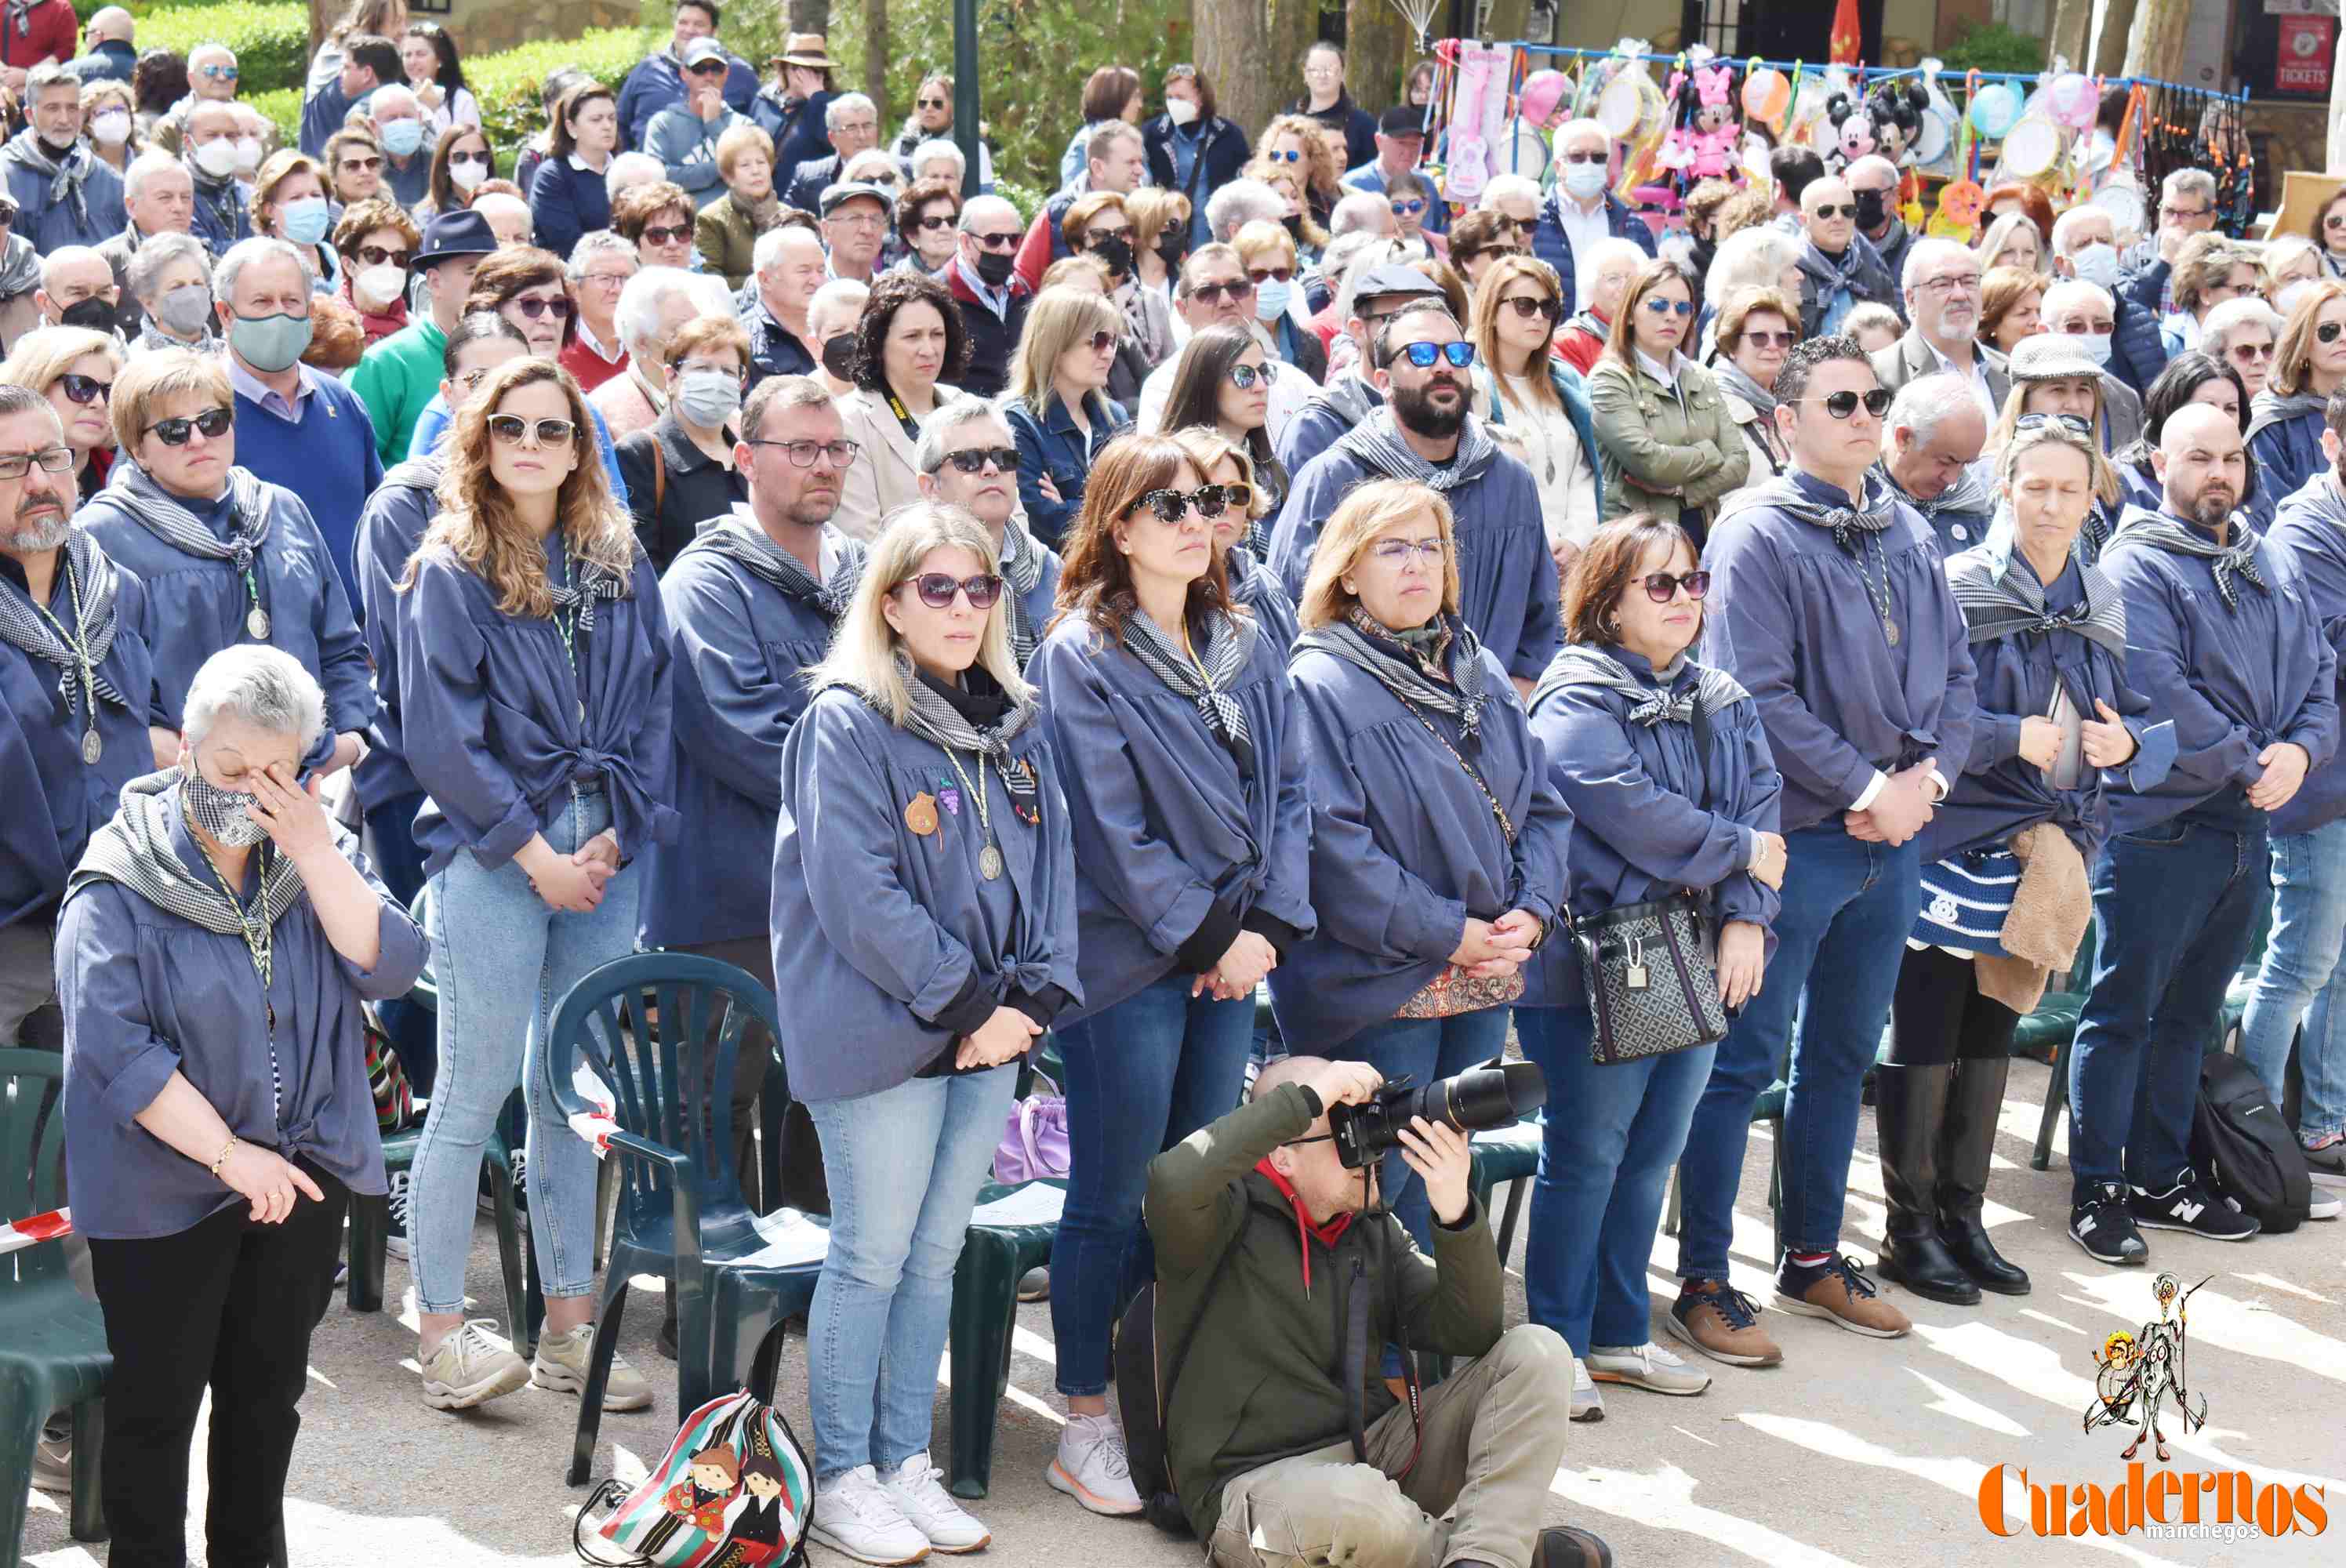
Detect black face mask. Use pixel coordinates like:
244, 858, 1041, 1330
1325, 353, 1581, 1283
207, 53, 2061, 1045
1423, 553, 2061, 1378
1688, 237, 1717, 281
973, 250, 1015, 288
1853, 189, 1888, 233
1088, 234, 1134, 278
820, 332, 858, 380
59, 296, 115, 332
1280, 214, 1305, 244
1157, 232, 1189, 271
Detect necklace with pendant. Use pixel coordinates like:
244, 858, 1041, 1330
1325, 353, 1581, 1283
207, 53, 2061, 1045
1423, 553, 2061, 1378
942, 746, 1001, 880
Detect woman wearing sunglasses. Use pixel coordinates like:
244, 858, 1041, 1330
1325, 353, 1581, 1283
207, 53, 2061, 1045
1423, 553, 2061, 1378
1028, 434, 1313, 1517
329, 198, 418, 347
1879, 414, 2166, 1308
1002, 286, 1128, 550
1514, 512, 1783, 1418
1256, 112, 1342, 229
0, 325, 125, 499
1710, 287, 1799, 500
770, 501, 1076, 1560
1158, 322, 1292, 540
2249, 278, 2346, 528
80, 350, 374, 780
1233, 218, 1328, 384
1587, 257, 1748, 545
893, 176, 962, 281
1385, 169, 1437, 259
1469, 254, 1603, 571
2110, 351, 2250, 517
390, 356, 673, 1414
2198, 296, 2282, 406
1169, 425, 1298, 648
1280, 478, 1569, 1247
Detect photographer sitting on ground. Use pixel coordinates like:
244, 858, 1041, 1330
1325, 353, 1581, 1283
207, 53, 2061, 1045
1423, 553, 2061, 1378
1147, 1054, 1611, 1568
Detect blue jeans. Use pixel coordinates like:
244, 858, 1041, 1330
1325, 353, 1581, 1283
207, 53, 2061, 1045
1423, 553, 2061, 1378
365, 789, 435, 1094
2072, 813, 2267, 1200
2239, 817, 2346, 1142
803, 1064, 1017, 1483
1333, 1008, 1514, 1249
1050, 975, 1254, 1397
1516, 1006, 1714, 1354
408, 788, 641, 1314
1677, 825, 1919, 1279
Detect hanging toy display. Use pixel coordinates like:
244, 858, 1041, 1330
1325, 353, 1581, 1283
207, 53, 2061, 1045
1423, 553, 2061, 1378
1928, 71, 1991, 241
1821, 91, 1878, 174
1655, 48, 1743, 197
1911, 58, 1961, 181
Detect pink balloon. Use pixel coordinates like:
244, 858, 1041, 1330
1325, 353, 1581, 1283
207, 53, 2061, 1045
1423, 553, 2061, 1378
1519, 70, 1570, 126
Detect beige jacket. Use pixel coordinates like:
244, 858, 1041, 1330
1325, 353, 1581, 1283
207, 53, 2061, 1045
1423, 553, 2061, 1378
833, 383, 966, 540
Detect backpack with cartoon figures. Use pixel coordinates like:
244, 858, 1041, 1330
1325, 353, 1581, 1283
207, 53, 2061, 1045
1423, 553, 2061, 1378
2191, 1051, 2312, 1236
574, 1322, 815, 1567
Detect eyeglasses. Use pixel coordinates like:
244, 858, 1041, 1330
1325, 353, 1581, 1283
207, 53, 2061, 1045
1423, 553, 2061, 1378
968, 230, 1021, 251
2165, 205, 2213, 222
583, 268, 634, 289
1226, 362, 1266, 389
1558, 150, 1606, 166
1641, 296, 1695, 318
146, 406, 233, 445
939, 445, 1019, 474
1368, 536, 1447, 566
1266, 148, 1302, 163
829, 209, 886, 229
2319, 321, 2346, 344
1737, 329, 1798, 350
487, 415, 577, 446
1390, 199, 1426, 216
1398, 339, 1475, 368
917, 96, 949, 111
1201, 481, 1251, 513
340, 155, 383, 173
2015, 413, 2092, 436
1189, 279, 1255, 307
1807, 388, 1894, 419
0, 446, 74, 481
897, 571, 1003, 609
57, 372, 111, 405
1917, 273, 1981, 296
1639, 569, 1710, 603
1247, 265, 1295, 285
640, 223, 693, 246
199, 64, 239, 80
748, 437, 861, 467
1085, 329, 1120, 354
1491, 216, 1526, 235
510, 295, 576, 321
1502, 295, 1560, 322
913, 212, 957, 232
2229, 342, 2277, 361
354, 244, 410, 268
1125, 485, 1233, 523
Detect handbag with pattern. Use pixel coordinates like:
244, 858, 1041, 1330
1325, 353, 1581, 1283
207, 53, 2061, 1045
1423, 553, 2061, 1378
1573, 892, 1728, 1064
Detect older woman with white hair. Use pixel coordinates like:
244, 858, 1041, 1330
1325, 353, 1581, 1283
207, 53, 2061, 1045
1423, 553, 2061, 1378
124, 231, 219, 354
588, 263, 735, 441
1697, 224, 1803, 355
2199, 294, 2282, 403
58, 643, 427, 1565
1204, 178, 1287, 247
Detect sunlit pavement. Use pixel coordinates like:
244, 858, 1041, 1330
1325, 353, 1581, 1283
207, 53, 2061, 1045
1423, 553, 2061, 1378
24, 1055, 2346, 1566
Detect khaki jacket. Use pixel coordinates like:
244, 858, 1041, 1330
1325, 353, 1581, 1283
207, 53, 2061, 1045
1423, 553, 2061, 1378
1585, 352, 1749, 524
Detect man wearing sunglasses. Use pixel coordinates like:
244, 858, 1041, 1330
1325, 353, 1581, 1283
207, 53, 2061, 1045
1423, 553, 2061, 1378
1870, 238, 2009, 423
2050, 207, 2171, 398
1271, 299, 1554, 701
1528, 118, 1654, 321
1674, 336, 1977, 1362
1792, 176, 1899, 340
948, 193, 1034, 401
1275, 260, 1444, 479
1138, 243, 1313, 445
1336, 105, 1447, 238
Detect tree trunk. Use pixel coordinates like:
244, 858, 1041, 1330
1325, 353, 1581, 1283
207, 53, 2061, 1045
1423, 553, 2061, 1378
866, 0, 890, 114
1346, 0, 1411, 117
1266, 0, 1319, 112
2094, 0, 2138, 78
2049, 0, 2094, 72
307, 0, 334, 55
788, 0, 831, 31
1197, 1, 1276, 143
2120, 0, 2192, 84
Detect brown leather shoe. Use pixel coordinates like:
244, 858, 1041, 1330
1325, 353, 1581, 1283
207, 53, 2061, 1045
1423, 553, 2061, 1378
1534, 1526, 1616, 1568
1665, 1278, 1784, 1367
1771, 1253, 1912, 1338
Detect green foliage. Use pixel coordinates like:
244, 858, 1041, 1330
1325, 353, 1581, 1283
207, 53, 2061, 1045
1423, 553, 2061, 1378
249, 85, 301, 147
137, 3, 311, 96
74, 0, 251, 18
463, 26, 663, 158
1938, 22, 2048, 78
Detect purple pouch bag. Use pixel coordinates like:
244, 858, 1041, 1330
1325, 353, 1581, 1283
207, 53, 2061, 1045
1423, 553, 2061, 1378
994, 1092, 1071, 1185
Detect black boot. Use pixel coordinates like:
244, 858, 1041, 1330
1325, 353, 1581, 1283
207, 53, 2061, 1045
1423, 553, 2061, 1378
1940, 1054, 2032, 1294
1873, 1063, 1981, 1305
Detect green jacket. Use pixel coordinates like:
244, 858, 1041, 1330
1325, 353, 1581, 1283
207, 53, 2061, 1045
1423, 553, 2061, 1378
1585, 351, 1749, 527
1145, 1082, 1504, 1541
349, 317, 448, 468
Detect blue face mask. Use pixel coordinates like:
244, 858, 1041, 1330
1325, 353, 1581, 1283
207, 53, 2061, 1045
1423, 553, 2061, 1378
380, 118, 426, 158
1560, 161, 1608, 201
280, 195, 331, 247
1255, 278, 1292, 321
229, 310, 314, 373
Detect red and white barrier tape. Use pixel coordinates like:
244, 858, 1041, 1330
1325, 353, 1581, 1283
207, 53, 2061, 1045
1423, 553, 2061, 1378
0, 1207, 71, 1254
567, 1064, 619, 1159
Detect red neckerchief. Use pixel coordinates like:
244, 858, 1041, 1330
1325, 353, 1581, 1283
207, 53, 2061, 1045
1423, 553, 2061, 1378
1255, 1158, 1355, 1297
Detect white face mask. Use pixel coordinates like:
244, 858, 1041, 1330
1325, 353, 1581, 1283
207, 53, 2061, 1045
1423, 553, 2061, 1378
1560, 162, 1607, 201
191, 138, 239, 180
235, 136, 264, 175
2278, 279, 2313, 318
1166, 97, 1199, 127
2068, 331, 2113, 368
354, 263, 406, 312
2070, 241, 2119, 290
91, 109, 131, 147
449, 155, 489, 191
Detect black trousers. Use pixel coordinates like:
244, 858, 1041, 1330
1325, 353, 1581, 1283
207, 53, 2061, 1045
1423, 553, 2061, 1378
1887, 944, 2021, 1066
85, 1160, 348, 1568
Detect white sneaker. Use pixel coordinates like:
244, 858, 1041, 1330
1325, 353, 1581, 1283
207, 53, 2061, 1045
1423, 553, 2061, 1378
29, 1419, 69, 1493
1570, 1357, 1605, 1422
1588, 1340, 1713, 1396
2307, 1189, 2341, 1221
530, 1323, 652, 1411
419, 1319, 528, 1410
383, 1169, 412, 1258
879, 1452, 990, 1553
811, 1465, 931, 1565
1047, 1412, 1142, 1515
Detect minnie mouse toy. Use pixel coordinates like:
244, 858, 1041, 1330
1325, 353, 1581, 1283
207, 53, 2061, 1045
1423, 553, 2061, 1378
1659, 52, 1742, 190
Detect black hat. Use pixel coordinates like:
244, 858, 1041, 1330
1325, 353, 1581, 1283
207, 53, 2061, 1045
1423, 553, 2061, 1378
1378, 106, 1426, 139
415, 209, 498, 267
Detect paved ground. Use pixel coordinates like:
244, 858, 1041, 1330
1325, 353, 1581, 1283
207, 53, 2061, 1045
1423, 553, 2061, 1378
23, 1054, 2346, 1567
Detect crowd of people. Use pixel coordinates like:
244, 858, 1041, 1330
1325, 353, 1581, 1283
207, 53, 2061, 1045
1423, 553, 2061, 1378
5, 2, 2346, 1566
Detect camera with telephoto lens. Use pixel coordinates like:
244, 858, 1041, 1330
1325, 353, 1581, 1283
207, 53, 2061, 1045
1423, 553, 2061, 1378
1326, 1057, 1546, 1170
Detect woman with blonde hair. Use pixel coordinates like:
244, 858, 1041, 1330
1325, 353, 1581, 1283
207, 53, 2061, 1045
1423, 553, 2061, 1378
0, 325, 125, 498
1586, 257, 1748, 542
1231, 217, 1327, 381
391, 357, 674, 1413
2248, 277, 2346, 519
1708, 286, 1798, 498
1124, 187, 1192, 321
1253, 165, 1330, 260
1978, 264, 2046, 356
1277, 477, 1569, 1247
79, 77, 140, 175
1974, 210, 2047, 277
2266, 233, 2325, 310
1003, 285, 1128, 548
1168, 424, 1298, 647
772, 499, 1078, 1560
1468, 252, 1603, 567
1027, 433, 1313, 1515
1257, 111, 1342, 227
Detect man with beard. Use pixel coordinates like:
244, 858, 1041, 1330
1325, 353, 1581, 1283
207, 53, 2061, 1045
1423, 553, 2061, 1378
1873, 375, 1993, 554
1268, 299, 1556, 699
1870, 239, 2007, 421
3, 62, 126, 252
1845, 156, 1913, 301
2069, 404, 2339, 1263
1792, 175, 1898, 340
642, 376, 866, 1277
1673, 336, 1975, 1364
1273, 260, 1443, 477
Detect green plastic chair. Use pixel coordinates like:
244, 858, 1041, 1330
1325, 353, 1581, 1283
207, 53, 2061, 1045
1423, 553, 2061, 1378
545, 952, 825, 1486
1, 1049, 107, 1566
946, 1177, 1064, 1499
1662, 1063, 1786, 1263
1468, 1116, 1544, 1261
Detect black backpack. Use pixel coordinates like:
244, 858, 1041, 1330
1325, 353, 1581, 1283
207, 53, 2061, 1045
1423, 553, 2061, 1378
2191, 1051, 2312, 1235
1113, 1183, 1248, 1537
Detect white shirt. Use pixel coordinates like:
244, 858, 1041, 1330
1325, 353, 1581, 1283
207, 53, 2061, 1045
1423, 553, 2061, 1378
1137, 336, 1313, 446
1556, 191, 1611, 274
1498, 373, 1600, 550
1924, 335, 1998, 422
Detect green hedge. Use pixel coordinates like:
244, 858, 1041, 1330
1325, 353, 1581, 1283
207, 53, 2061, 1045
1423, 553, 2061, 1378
74, 0, 251, 18
249, 86, 301, 148
467, 27, 662, 158
137, 3, 310, 97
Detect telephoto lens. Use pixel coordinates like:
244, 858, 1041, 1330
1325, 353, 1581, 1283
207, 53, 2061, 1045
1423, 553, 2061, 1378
1327, 1057, 1546, 1170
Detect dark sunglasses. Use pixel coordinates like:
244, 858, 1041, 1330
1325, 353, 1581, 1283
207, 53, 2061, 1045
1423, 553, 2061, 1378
354, 243, 411, 268
1737, 329, 1798, 350
2015, 413, 2093, 436
1811, 203, 1858, 220
1640, 569, 1711, 604
57, 372, 111, 405
640, 223, 693, 246
2319, 321, 2346, 345
146, 406, 233, 445
340, 154, 383, 173
1085, 329, 1120, 354
899, 572, 1002, 609
1226, 362, 1265, 389
1390, 198, 1426, 216
1642, 296, 1695, 319
1202, 481, 1251, 513
1398, 339, 1476, 369
1558, 150, 1607, 165
941, 445, 1019, 474
913, 213, 957, 231
200, 64, 240, 80
1266, 148, 1302, 163
917, 96, 949, 110
686, 60, 728, 76
1247, 265, 1295, 285
969, 230, 1021, 252
510, 296, 576, 321
1126, 485, 1233, 523
1809, 388, 1894, 419
1190, 279, 1255, 307
1502, 295, 1560, 322
487, 415, 577, 446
